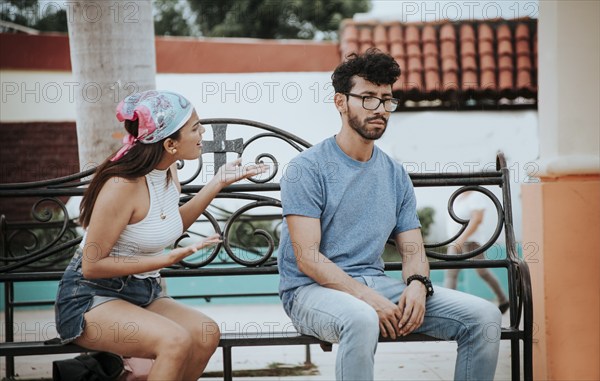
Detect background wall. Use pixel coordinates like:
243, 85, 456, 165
1, 69, 538, 243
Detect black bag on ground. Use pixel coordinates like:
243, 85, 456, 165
52, 352, 124, 381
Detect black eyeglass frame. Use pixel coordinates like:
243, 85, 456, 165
344, 93, 400, 112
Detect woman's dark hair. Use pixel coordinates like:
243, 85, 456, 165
332, 48, 401, 94
79, 119, 181, 228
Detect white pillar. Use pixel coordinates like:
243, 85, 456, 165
537, 1, 600, 176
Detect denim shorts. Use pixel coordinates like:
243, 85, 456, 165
55, 248, 168, 343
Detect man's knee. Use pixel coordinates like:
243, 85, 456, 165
471, 301, 503, 344
340, 306, 379, 338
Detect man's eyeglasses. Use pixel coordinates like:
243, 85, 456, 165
344, 93, 400, 112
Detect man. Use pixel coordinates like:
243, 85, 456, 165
277, 49, 502, 380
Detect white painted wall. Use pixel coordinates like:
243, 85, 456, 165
1, 70, 538, 242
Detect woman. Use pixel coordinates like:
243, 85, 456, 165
55, 90, 266, 380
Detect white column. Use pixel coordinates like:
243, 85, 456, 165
537, 1, 600, 176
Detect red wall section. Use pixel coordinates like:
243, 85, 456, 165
0, 33, 340, 73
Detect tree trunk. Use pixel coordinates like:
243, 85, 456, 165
67, 0, 156, 170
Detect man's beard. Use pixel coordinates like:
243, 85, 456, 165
348, 111, 388, 141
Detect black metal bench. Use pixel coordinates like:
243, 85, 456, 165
0, 118, 532, 380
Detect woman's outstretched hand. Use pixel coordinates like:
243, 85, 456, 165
215, 158, 269, 187
167, 234, 222, 265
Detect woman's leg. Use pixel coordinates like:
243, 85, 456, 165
146, 298, 220, 379
74, 299, 194, 381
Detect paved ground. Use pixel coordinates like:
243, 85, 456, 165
1, 304, 518, 380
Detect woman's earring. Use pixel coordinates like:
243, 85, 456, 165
172, 149, 177, 155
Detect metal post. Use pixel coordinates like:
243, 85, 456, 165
223, 346, 232, 381
511, 339, 521, 381
304, 344, 312, 366
4, 281, 15, 378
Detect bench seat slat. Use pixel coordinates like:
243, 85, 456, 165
0, 327, 523, 357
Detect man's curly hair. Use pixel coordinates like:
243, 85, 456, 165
332, 48, 401, 94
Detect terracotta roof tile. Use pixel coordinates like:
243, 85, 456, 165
478, 24, 494, 41
498, 55, 513, 70
460, 40, 476, 57
407, 43, 421, 57
408, 56, 423, 72
423, 42, 438, 56
359, 42, 374, 54
407, 71, 423, 90
534, 32, 538, 68
405, 25, 420, 44
497, 24, 512, 41
516, 23, 530, 40
359, 27, 372, 43
481, 69, 497, 91
462, 55, 477, 71
442, 71, 459, 93
480, 55, 496, 71
388, 24, 403, 43
342, 24, 358, 42
375, 43, 389, 54
373, 25, 387, 44
442, 57, 459, 72
462, 70, 478, 89
424, 55, 439, 71
425, 70, 441, 94
517, 71, 535, 95
440, 24, 456, 41
392, 77, 404, 92
422, 25, 437, 43
460, 24, 476, 42
479, 40, 494, 56
395, 56, 407, 74
517, 55, 532, 71
390, 42, 405, 58
499, 69, 513, 91
441, 41, 457, 58
516, 40, 530, 56
498, 40, 513, 56
339, 18, 538, 107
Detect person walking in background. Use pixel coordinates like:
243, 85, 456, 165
55, 90, 267, 380
445, 190, 510, 314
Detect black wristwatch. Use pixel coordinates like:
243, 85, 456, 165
406, 274, 434, 297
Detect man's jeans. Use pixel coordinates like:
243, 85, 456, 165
290, 275, 502, 380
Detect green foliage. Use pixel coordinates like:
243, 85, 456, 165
417, 206, 435, 239
0, 0, 67, 32
187, 0, 370, 39
381, 207, 436, 262
154, 0, 192, 36
229, 219, 278, 249
2, 0, 369, 39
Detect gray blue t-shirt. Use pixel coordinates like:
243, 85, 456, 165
277, 136, 421, 315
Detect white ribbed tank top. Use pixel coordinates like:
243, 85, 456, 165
81, 168, 183, 278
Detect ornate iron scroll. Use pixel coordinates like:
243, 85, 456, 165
421, 185, 505, 261
1, 120, 516, 273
